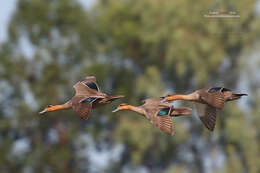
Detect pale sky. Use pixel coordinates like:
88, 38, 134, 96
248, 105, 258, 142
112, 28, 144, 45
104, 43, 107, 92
0, 0, 17, 42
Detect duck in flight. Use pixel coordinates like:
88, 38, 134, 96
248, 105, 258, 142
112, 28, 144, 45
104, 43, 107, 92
112, 98, 192, 135
160, 87, 247, 131
39, 76, 124, 120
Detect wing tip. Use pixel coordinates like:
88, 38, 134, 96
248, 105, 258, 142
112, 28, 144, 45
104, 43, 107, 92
84, 76, 96, 80
199, 117, 216, 132
206, 125, 215, 131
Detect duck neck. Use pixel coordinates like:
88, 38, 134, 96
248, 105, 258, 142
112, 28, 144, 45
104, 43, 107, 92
167, 93, 197, 101
47, 101, 72, 112
127, 105, 146, 115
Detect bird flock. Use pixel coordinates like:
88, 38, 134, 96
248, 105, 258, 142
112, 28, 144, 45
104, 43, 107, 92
39, 76, 247, 136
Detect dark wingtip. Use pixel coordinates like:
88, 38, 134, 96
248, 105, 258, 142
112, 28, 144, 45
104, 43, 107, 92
199, 116, 216, 132
207, 126, 215, 132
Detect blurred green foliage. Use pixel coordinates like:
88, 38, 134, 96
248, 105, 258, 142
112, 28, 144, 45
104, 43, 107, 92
0, 0, 260, 172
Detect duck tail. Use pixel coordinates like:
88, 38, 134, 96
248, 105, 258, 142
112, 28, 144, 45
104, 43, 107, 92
228, 93, 248, 101
107, 95, 124, 102
171, 107, 192, 117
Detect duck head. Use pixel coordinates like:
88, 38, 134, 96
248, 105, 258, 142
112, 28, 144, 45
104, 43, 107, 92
39, 105, 55, 114
160, 94, 172, 103
112, 103, 130, 112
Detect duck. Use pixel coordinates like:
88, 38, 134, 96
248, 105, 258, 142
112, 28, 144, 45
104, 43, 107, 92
39, 76, 124, 120
112, 98, 192, 135
160, 87, 247, 131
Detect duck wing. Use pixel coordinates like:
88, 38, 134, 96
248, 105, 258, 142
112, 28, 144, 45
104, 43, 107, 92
71, 95, 104, 120
144, 105, 174, 136
194, 103, 217, 131
198, 87, 225, 109
73, 82, 105, 97
81, 76, 100, 92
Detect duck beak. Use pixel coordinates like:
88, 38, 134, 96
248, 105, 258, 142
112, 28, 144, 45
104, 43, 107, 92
160, 96, 167, 103
39, 109, 47, 114
112, 108, 119, 113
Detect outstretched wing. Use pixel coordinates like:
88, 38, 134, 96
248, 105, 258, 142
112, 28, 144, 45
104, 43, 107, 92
145, 107, 174, 135
81, 76, 100, 91
71, 96, 99, 120
195, 103, 217, 131
73, 81, 104, 96
73, 82, 92, 95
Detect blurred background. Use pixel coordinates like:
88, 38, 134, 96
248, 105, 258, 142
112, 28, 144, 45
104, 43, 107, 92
0, 0, 260, 172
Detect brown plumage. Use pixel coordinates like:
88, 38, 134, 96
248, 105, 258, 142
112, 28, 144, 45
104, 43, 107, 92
39, 76, 124, 120
112, 98, 192, 135
161, 87, 247, 131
